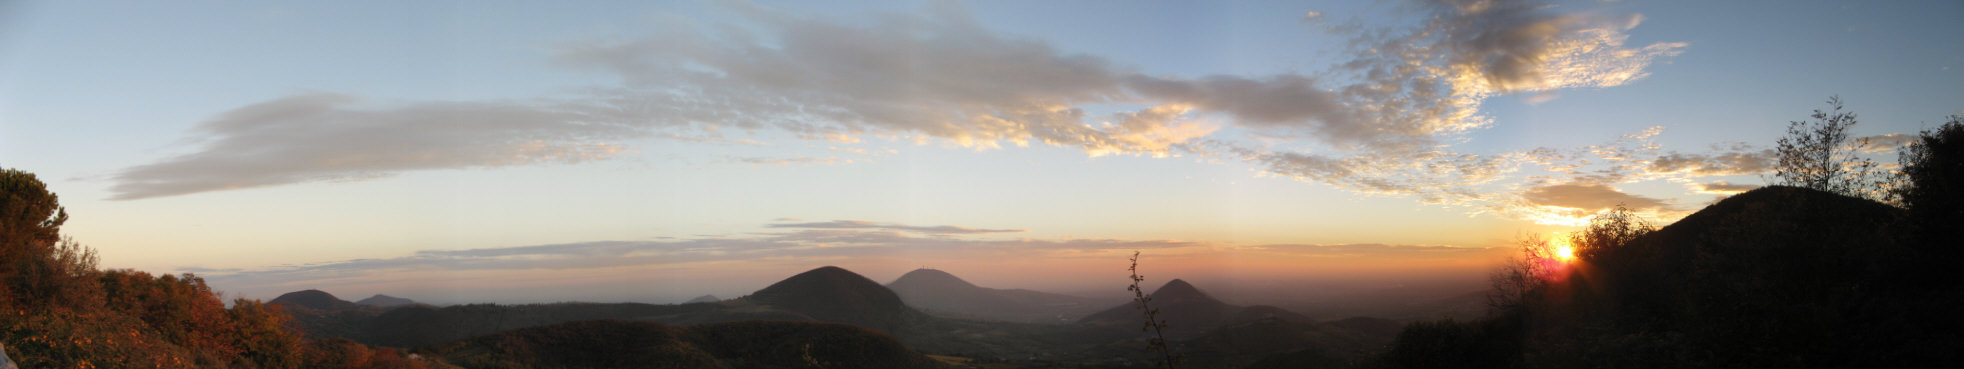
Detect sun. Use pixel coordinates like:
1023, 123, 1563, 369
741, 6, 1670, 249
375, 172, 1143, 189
1548, 234, 1577, 263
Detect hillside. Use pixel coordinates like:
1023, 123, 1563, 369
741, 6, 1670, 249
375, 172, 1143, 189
1372, 186, 1964, 368
426, 319, 950, 369
741, 266, 919, 333
269, 289, 362, 311
355, 294, 419, 308
887, 268, 1110, 323
1079, 279, 1312, 337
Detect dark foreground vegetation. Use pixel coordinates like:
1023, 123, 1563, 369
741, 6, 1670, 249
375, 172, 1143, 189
426, 319, 948, 369
1368, 114, 1964, 368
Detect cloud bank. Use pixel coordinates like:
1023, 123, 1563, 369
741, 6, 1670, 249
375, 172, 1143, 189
109, 0, 1717, 225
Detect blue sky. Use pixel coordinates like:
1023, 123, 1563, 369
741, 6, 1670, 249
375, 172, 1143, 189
1, 0, 1958, 303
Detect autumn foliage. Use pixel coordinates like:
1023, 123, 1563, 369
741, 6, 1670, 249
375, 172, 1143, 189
0, 168, 425, 369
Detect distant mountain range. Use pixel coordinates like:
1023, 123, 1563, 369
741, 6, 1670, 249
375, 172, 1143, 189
269, 289, 362, 311
273, 265, 1405, 367
885, 268, 1113, 323
1079, 279, 1314, 337
356, 294, 418, 308
270, 290, 424, 311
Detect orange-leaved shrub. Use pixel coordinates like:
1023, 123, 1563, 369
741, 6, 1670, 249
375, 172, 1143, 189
0, 168, 428, 369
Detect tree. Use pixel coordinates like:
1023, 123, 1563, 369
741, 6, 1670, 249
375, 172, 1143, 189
1, 168, 71, 308
1773, 96, 1886, 199
1891, 115, 1964, 262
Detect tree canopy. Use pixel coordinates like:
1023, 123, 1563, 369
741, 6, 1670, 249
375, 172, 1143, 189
1773, 96, 1886, 199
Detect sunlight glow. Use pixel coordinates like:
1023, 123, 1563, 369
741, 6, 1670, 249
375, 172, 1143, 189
1525, 206, 1596, 227
1550, 233, 1577, 263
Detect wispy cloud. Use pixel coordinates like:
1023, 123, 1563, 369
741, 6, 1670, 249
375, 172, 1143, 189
767, 220, 1025, 235
1648, 149, 1777, 177
1689, 181, 1759, 195
1249, 243, 1505, 258
730, 156, 847, 166
108, 94, 630, 199
1857, 133, 1915, 154
1521, 182, 1674, 212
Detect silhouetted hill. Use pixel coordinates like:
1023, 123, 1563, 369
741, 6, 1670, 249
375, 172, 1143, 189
270, 289, 360, 311
1079, 279, 1311, 337
889, 268, 981, 291
684, 320, 951, 369
427, 319, 724, 368
887, 268, 1110, 323
426, 319, 951, 369
743, 266, 916, 333
356, 302, 729, 348
1374, 186, 1964, 368
354, 294, 417, 308
686, 294, 721, 303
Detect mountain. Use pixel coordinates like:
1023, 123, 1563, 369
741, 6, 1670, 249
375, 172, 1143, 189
1078, 279, 1312, 337
887, 268, 1110, 323
686, 294, 721, 303
425, 319, 950, 369
354, 294, 417, 308
270, 289, 361, 311
742, 266, 917, 333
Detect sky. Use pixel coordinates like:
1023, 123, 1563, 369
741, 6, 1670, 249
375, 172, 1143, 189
1, 0, 1959, 305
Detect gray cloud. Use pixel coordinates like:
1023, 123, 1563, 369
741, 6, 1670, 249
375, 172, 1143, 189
1252, 243, 1504, 257
767, 220, 1025, 235
1521, 182, 1674, 212
1858, 133, 1915, 154
550, 6, 1190, 153
1209, 0, 1685, 211
731, 156, 846, 166
1648, 149, 1776, 177
109, 94, 629, 199
1417, 0, 1685, 94
1690, 181, 1759, 195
